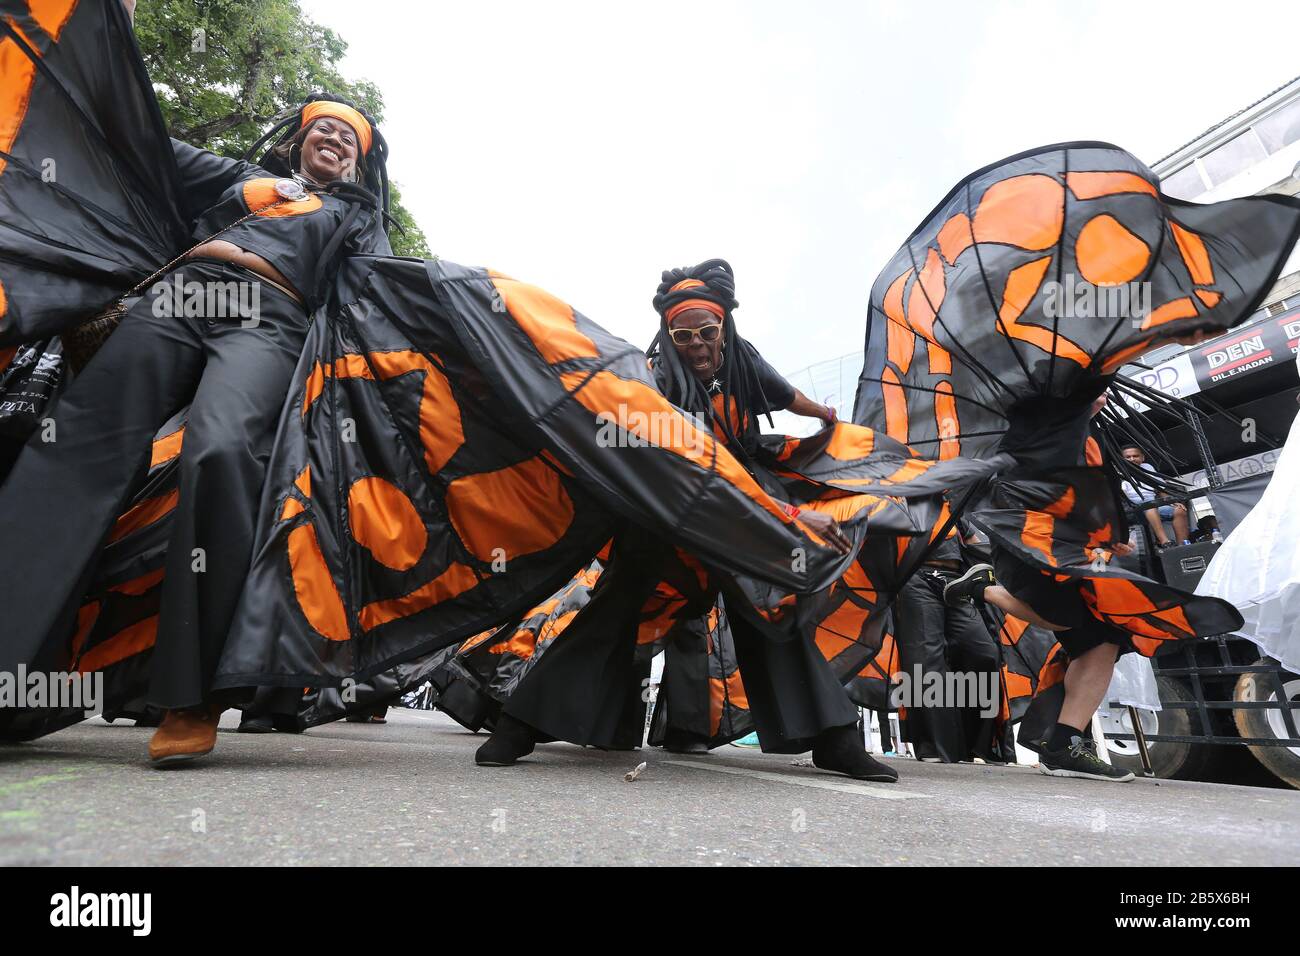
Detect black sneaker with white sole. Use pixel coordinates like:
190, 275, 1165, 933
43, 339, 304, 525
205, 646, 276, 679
1036, 736, 1135, 782
942, 563, 995, 608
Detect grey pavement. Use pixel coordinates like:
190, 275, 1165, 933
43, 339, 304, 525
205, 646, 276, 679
1, 708, 1295, 866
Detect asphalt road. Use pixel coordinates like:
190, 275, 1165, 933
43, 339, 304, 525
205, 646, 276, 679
1, 708, 1295, 866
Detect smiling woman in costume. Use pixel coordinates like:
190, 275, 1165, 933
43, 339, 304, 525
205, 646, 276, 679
0, 85, 392, 766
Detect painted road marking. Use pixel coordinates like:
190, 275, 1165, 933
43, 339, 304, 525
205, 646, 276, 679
665, 760, 930, 800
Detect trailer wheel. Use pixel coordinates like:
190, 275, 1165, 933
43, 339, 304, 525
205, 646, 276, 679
1103, 676, 1217, 780
1232, 670, 1300, 790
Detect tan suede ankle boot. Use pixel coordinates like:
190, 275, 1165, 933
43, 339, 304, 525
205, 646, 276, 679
148, 705, 223, 766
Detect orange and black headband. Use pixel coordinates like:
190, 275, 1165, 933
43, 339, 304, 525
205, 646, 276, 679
301, 101, 373, 155
664, 278, 726, 324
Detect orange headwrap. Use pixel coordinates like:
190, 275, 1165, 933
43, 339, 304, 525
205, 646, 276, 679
664, 278, 727, 323
301, 101, 373, 155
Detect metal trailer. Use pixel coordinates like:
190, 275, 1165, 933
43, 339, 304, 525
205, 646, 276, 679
1098, 399, 1300, 788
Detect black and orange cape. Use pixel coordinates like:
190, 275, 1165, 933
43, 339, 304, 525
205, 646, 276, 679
0, 0, 990, 741
3, 2, 1298, 745
851, 141, 1300, 743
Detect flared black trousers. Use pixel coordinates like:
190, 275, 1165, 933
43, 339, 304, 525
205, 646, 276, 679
503, 536, 859, 753
0, 259, 306, 709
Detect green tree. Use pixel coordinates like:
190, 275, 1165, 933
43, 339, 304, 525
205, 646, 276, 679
134, 0, 430, 257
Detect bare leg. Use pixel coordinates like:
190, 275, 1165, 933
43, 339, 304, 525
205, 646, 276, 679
1170, 503, 1190, 544
1059, 641, 1120, 729
1145, 509, 1170, 545
981, 585, 1069, 631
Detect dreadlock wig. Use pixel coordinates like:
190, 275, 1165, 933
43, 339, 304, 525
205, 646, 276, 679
242, 92, 394, 231
649, 258, 779, 453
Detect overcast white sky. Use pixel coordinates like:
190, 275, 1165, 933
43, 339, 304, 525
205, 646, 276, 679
300, 0, 1298, 377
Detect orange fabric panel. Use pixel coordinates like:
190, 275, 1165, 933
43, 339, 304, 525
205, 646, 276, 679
280, 496, 305, 521
348, 476, 427, 571
936, 212, 973, 264
823, 422, 875, 461
930, 501, 952, 543
998, 255, 1090, 366
111, 567, 165, 596
29, 0, 79, 41
840, 559, 877, 598
926, 339, 952, 376
972, 174, 1065, 251
709, 393, 743, 442
1195, 289, 1222, 309
459, 630, 496, 654
241, 178, 323, 216
490, 626, 538, 659
359, 561, 479, 632
303, 351, 465, 475
814, 599, 869, 661
77, 616, 159, 674
880, 457, 935, 485
1090, 577, 1157, 615
288, 523, 350, 641
109, 489, 178, 543
882, 269, 912, 327
1037, 650, 1066, 691
365, 350, 465, 475
150, 426, 185, 467
69, 600, 100, 664
934, 381, 958, 459
1065, 171, 1157, 200
302, 362, 325, 414
905, 248, 946, 342
1002, 669, 1032, 700
1085, 522, 1112, 552
445, 455, 575, 562
1084, 436, 1102, 467
800, 494, 880, 524
1000, 614, 1030, 645
1043, 485, 1075, 518
708, 669, 749, 737
294, 466, 311, 498
0, 34, 39, 177
558, 369, 790, 524
1140, 296, 1198, 332
881, 366, 909, 443
886, 314, 915, 375
1100, 334, 1155, 373
1076, 213, 1150, 285
1151, 604, 1193, 635
491, 275, 599, 364
1170, 221, 1214, 285
1020, 511, 1057, 566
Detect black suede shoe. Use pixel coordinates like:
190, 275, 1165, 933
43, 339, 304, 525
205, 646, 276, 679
812, 724, 899, 782
238, 715, 275, 734
942, 563, 995, 607
475, 713, 539, 766
663, 728, 710, 755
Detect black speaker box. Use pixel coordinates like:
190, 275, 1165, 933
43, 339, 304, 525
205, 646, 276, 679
1158, 540, 1221, 590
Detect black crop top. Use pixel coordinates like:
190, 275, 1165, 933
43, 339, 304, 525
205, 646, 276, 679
172, 139, 391, 306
